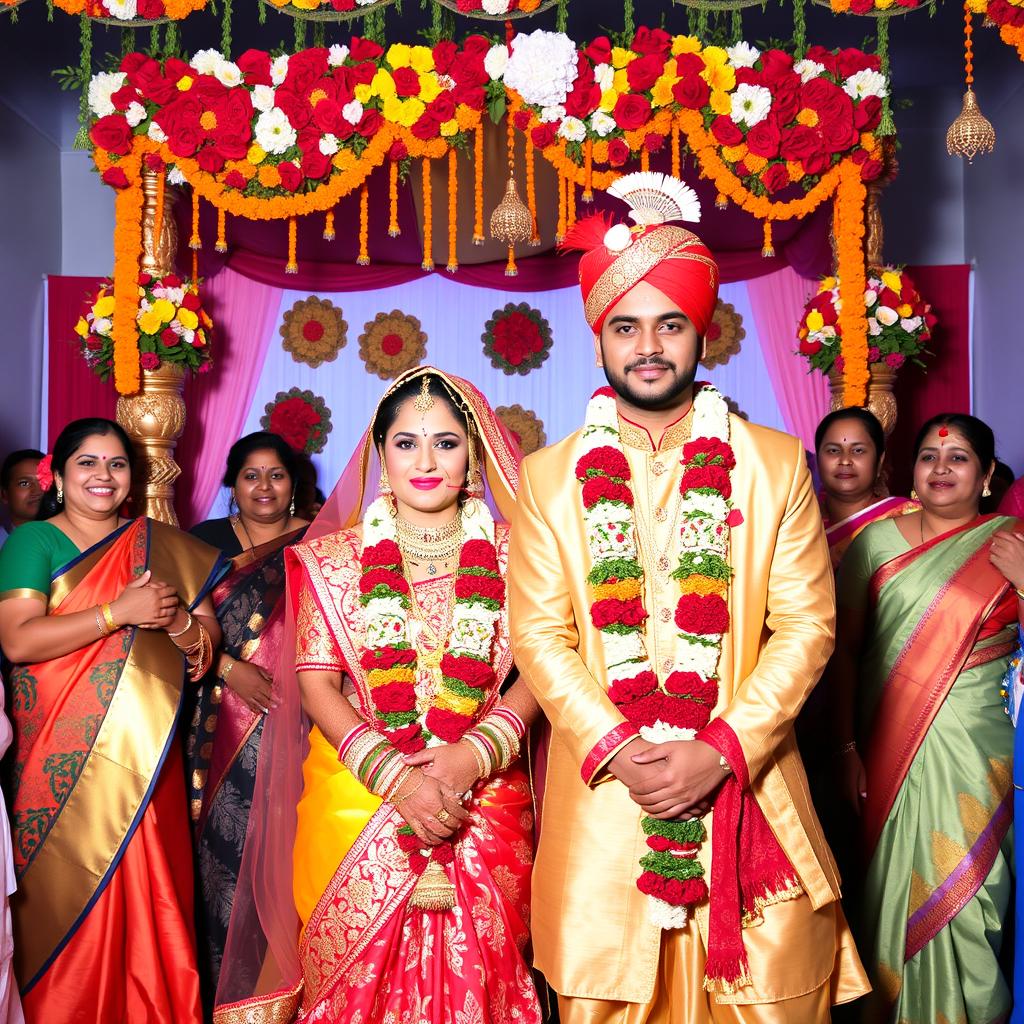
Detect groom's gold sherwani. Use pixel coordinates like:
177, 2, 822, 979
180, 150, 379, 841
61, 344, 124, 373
509, 409, 869, 1013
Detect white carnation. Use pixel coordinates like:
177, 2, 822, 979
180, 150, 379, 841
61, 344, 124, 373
482, 0, 510, 12
539, 104, 566, 124
675, 637, 721, 678
726, 42, 760, 69
864, 288, 877, 306
254, 107, 297, 155
319, 133, 340, 156
503, 29, 579, 109
167, 165, 186, 186
901, 316, 922, 332
271, 54, 290, 87
147, 120, 168, 143
88, 72, 126, 118
640, 723, 697, 743
92, 317, 112, 336
685, 491, 729, 521
214, 60, 243, 88
794, 59, 826, 84
648, 895, 689, 930
125, 102, 147, 128
843, 69, 888, 101
484, 44, 510, 82
594, 63, 614, 92
102, 0, 136, 19
602, 630, 646, 666
558, 116, 587, 143
328, 44, 350, 67
590, 110, 616, 137
876, 306, 899, 327
730, 83, 772, 128
342, 99, 364, 126
190, 49, 225, 77
251, 85, 276, 113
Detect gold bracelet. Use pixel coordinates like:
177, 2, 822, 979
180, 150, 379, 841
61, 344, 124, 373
94, 607, 109, 636
1015, 587, 1024, 601
101, 603, 117, 635
393, 773, 425, 806
460, 737, 488, 779
167, 610, 193, 639
219, 658, 236, 682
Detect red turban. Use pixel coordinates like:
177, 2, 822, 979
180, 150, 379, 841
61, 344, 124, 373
563, 216, 720, 337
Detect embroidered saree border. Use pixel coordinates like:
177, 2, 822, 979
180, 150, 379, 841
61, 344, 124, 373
825, 497, 916, 549
904, 788, 1012, 960
213, 983, 303, 1024
862, 523, 1011, 859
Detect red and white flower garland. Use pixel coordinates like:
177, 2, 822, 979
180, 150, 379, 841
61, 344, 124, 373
577, 383, 736, 929
359, 493, 505, 872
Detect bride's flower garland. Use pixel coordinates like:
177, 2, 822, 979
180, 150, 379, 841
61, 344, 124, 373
577, 383, 736, 930
359, 493, 504, 872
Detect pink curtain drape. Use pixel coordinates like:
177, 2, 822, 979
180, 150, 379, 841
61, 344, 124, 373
176, 268, 283, 526
746, 267, 829, 453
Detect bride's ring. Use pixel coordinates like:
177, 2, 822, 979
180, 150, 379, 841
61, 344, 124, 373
436, 808, 451, 824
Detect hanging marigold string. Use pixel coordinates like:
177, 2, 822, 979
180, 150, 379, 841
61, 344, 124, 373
111, 152, 145, 395
215, 207, 227, 253
190, 189, 201, 250
358, 183, 370, 266
152, 167, 165, 254
671, 123, 681, 180
388, 160, 400, 237
567, 175, 577, 231
834, 160, 869, 406
447, 148, 458, 273
583, 139, 594, 202
192, 250, 198, 284
561, 172, 569, 245
286, 216, 298, 274
716, 192, 728, 210
526, 136, 540, 245
422, 157, 434, 271
761, 220, 774, 258
324, 209, 335, 240
640, 147, 650, 172
473, 125, 485, 245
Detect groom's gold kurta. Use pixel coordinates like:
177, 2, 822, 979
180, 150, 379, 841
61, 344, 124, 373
509, 410, 868, 1008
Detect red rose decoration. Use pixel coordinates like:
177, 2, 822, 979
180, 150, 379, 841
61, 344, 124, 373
625, 53, 664, 93
373, 682, 417, 713
680, 464, 733, 498
672, 74, 710, 110
607, 138, 630, 167
801, 78, 852, 128
582, 475, 634, 508
140, 352, 160, 370
592, 597, 647, 629
607, 670, 658, 705
222, 169, 246, 190
237, 49, 273, 87
663, 672, 718, 704
821, 116, 859, 154
440, 653, 494, 690
675, 593, 729, 635
780, 124, 824, 163
278, 161, 303, 192
584, 36, 612, 65
460, 539, 500, 571
425, 707, 474, 743
799, 337, 822, 355
761, 162, 791, 195
454, 574, 505, 604
262, 389, 333, 454
300, 148, 331, 181
837, 48, 880, 80
362, 539, 402, 568
612, 93, 652, 132
759, 49, 794, 84
101, 166, 130, 189
432, 40, 458, 75
91, 115, 134, 156
360, 566, 409, 596
710, 115, 744, 147
644, 132, 665, 154
771, 75, 802, 125
160, 327, 180, 347
196, 148, 225, 174
576, 446, 631, 481
683, 436, 736, 468
804, 46, 841, 78
745, 117, 781, 158
349, 37, 384, 62
360, 645, 416, 672
631, 26, 672, 57
531, 123, 558, 149
392, 66, 420, 98
854, 96, 882, 131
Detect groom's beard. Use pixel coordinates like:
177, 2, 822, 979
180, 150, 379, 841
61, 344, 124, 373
601, 352, 698, 412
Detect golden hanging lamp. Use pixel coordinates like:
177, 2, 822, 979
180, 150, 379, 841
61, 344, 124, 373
947, 1, 995, 162
489, 173, 533, 247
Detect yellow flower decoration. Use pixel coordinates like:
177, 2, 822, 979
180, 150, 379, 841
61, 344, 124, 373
702, 62, 736, 92
611, 47, 638, 69
94, 295, 116, 318
651, 76, 677, 108
671, 35, 702, 55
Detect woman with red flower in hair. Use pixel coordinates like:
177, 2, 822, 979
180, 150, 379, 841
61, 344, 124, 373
214, 367, 542, 1024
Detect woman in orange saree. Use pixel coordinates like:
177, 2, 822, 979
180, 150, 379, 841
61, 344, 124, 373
831, 413, 1024, 1023
0, 418, 226, 1023
214, 368, 542, 1024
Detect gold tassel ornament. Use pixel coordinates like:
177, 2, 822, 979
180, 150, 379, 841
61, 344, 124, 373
408, 859, 456, 911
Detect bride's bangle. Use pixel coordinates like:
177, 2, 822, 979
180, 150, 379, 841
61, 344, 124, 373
167, 610, 193, 639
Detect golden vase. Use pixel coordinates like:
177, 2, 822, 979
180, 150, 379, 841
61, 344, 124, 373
116, 165, 186, 525
828, 361, 899, 437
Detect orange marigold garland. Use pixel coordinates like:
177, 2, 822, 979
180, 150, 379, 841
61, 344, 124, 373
358, 183, 370, 266
421, 158, 434, 272
834, 161, 869, 405
447, 149, 458, 274
388, 157, 400, 238
111, 152, 145, 395
189, 189, 201, 250
525, 136, 540, 245
287, 216, 298, 275
556, 170, 566, 243
473, 126, 485, 245
324, 209, 336, 241
215, 207, 227, 253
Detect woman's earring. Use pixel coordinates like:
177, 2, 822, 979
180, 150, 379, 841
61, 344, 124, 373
910, 489, 919, 502
56, 486, 63, 504
983, 483, 992, 498
379, 462, 393, 497
289, 494, 296, 517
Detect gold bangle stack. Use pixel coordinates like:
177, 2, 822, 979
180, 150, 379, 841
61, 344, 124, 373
167, 610, 193, 638
181, 623, 213, 681
101, 603, 117, 635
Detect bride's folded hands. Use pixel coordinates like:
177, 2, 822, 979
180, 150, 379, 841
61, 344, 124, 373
392, 768, 470, 846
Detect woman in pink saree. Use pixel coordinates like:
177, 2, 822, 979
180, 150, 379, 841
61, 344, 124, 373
214, 367, 542, 1024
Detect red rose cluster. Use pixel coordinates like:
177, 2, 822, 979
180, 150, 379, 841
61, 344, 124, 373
269, 396, 325, 453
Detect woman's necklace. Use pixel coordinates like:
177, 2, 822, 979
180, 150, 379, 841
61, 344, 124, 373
395, 513, 463, 576
230, 513, 257, 551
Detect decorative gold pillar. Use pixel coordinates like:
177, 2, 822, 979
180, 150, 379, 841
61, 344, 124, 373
115, 167, 186, 525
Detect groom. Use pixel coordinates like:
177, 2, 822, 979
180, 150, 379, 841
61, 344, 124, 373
508, 176, 868, 1022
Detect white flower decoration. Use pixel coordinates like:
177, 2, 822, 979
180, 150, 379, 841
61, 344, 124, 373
319, 133, 340, 156
251, 85, 276, 113
864, 288, 877, 306
88, 72, 127, 118
843, 69, 888, 101
539, 104, 566, 124
729, 83, 772, 128
254, 108, 297, 155
502, 29, 579, 109
594, 63, 614, 93
590, 110, 616, 137
603, 223, 633, 252
190, 49, 225, 77
214, 60, 243, 88
482, 0, 510, 12
147, 120, 168, 143
342, 100, 364, 126
876, 306, 899, 327
271, 55, 290, 87
558, 116, 587, 143
726, 42, 760, 69
102, 0, 137, 19
867, 318, 882, 337
794, 59, 826, 84
328, 44, 350, 67
167, 165, 186, 186
125, 102, 147, 128
484, 44, 510, 82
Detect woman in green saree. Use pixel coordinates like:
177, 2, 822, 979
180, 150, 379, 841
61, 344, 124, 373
832, 413, 1024, 1023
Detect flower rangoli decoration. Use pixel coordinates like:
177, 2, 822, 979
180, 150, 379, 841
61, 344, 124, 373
280, 296, 348, 368
481, 302, 552, 375
700, 300, 745, 369
261, 388, 333, 454
359, 310, 427, 379
496, 404, 546, 455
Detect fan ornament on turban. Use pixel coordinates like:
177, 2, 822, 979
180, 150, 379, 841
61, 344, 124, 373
561, 171, 720, 340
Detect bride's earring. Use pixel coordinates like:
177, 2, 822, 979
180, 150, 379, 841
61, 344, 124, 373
379, 461, 393, 497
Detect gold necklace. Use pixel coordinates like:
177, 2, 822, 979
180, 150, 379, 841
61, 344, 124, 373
396, 513, 463, 575
633, 466, 688, 575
